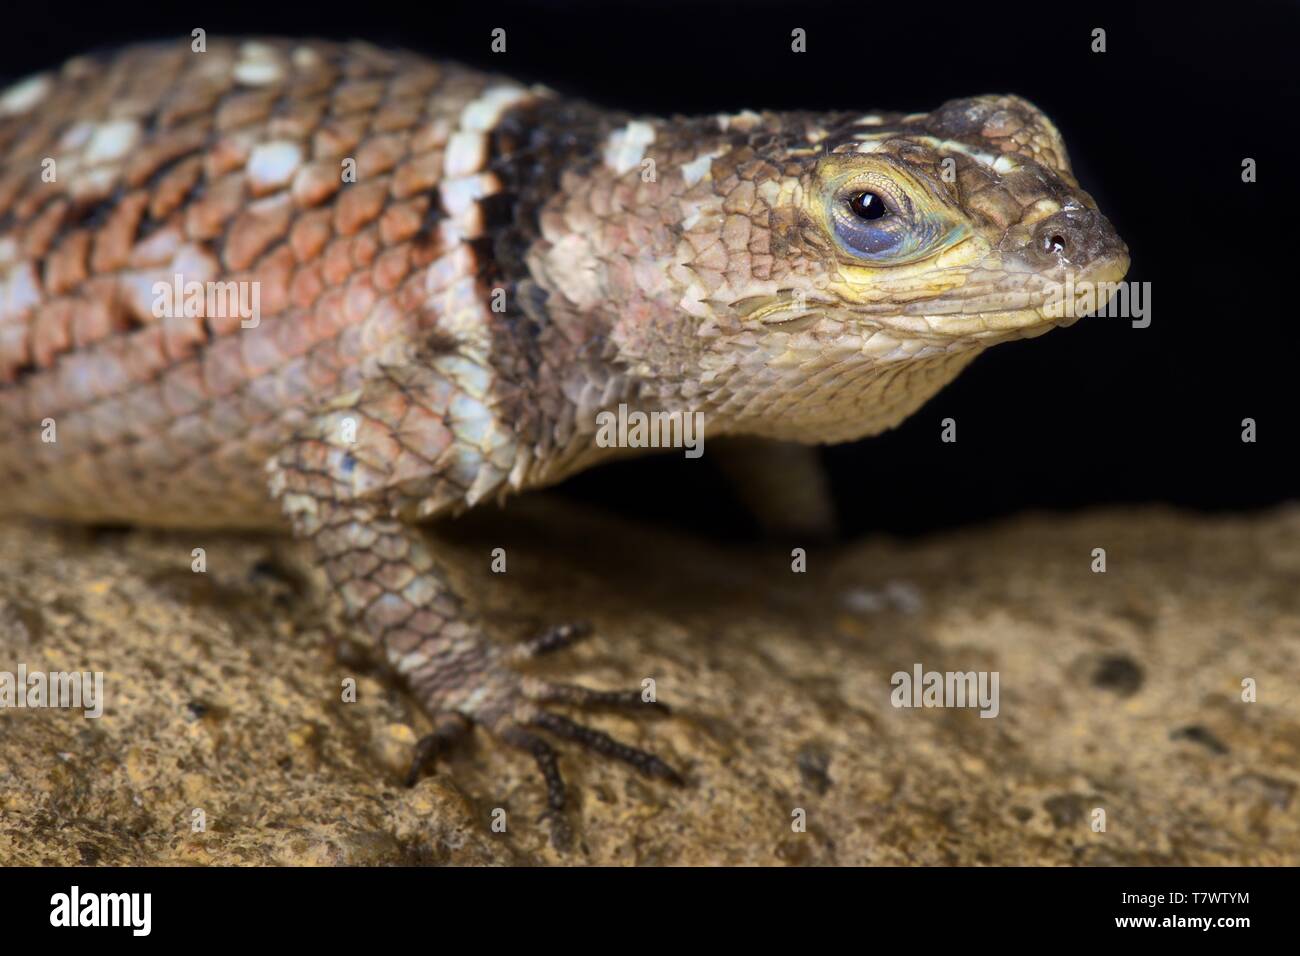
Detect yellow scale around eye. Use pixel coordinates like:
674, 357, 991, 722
809, 154, 973, 270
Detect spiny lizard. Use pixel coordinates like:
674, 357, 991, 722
0, 39, 1129, 841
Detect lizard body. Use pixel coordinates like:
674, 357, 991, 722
0, 39, 1128, 835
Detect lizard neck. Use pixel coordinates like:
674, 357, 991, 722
466, 97, 1000, 497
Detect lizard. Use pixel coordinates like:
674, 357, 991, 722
0, 38, 1129, 842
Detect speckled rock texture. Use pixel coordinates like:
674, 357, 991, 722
1, 501, 1297, 865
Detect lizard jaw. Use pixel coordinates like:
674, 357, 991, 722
880, 247, 1133, 343
1039, 250, 1133, 329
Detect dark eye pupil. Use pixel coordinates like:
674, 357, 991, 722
849, 191, 887, 220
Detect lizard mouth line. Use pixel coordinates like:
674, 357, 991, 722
887, 253, 1133, 341
748, 252, 1131, 342
748, 301, 1114, 345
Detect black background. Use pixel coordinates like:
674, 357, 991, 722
0, 864, 1280, 941
3, 0, 1295, 537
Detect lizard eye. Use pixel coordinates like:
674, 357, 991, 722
829, 175, 964, 264
831, 181, 915, 259
848, 191, 888, 221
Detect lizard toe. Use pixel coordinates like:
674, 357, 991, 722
506, 620, 593, 661
523, 678, 672, 715
529, 710, 684, 786
404, 712, 473, 787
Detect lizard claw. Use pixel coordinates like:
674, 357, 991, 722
405, 623, 680, 848
497, 702, 681, 850
507, 620, 593, 661
529, 711, 684, 785
523, 678, 672, 715
404, 712, 473, 787
495, 723, 574, 850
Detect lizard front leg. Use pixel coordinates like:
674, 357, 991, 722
266, 361, 679, 845
711, 437, 839, 540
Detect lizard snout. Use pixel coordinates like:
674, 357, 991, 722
1023, 205, 1128, 278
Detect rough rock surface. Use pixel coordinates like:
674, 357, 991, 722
1, 500, 1297, 865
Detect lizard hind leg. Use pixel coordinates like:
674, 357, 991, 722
267, 368, 680, 845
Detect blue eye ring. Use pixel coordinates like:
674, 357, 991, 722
831, 183, 916, 260
829, 179, 963, 263
814, 156, 968, 265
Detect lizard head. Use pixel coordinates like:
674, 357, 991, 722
764, 93, 1130, 341
523, 93, 1128, 446
581, 94, 1129, 443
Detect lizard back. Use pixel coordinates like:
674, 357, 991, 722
0, 39, 536, 528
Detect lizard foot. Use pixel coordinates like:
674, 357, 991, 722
404, 622, 680, 848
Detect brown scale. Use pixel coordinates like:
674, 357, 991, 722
0, 40, 479, 525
